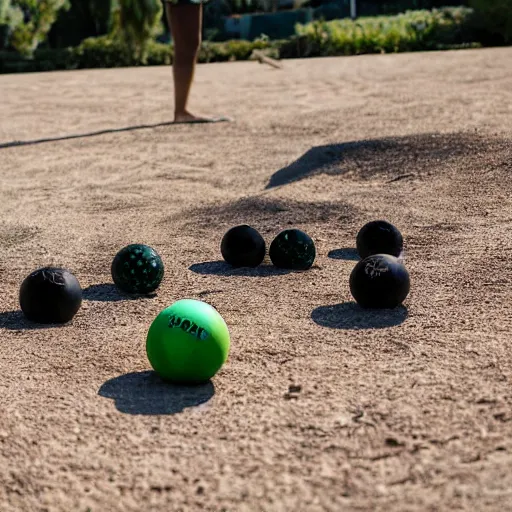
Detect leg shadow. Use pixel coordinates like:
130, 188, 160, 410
189, 261, 292, 277
83, 283, 156, 302
98, 371, 215, 415
328, 248, 360, 261
0, 310, 69, 330
0, 120, 178, 149
312, 302, 408, 330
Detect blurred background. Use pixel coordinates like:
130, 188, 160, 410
0, 0, 510, 73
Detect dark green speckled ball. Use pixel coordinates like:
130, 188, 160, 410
269, 229, 316, 270
111, 244, 164, 295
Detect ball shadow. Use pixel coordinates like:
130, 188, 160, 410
328, 248, 360, 261
189, 261, 292, 277
0, 310, 69, 330
83, 283, 156, 302
98, 371, 215, 415
312, 301, 408, 330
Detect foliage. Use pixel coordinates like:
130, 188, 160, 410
0, 0, 10, 21
280, 6, 476, 57
73, 34, 171, 68
89, 0, 115, 33
199, 37, 271, 61
469, 0, 512, 43
0, 2, 20, 50
9, 0, 70, 56
0, 46, 71, 71
0, 36, 277, 72
48, 0, 116, 48
110, 0, 163, 63
0, 0, 23, 39
0, 6, 495, 74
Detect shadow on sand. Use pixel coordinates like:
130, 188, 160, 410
265, 132, 487, 189
312, 302, 408, 330
98, 371, 215, 415
83, 283, 156, 302
189, 261, 292, 277
0, 310, 70, 330
0, 121, 179, 149
327, 248, 360, 261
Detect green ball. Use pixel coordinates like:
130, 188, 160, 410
146, 299, 230, 384
111, 244, 164, 295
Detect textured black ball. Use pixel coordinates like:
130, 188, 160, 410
356, 220, 403, 259
111, 244, 164, 294
220, 225, 266, 267
19, 267, 82, 324
349, 254, 410, 309
269, 229, 316, 270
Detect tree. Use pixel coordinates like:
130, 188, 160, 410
9, 0, 70, 56
110, 0, 163, 63
47, 0, 117, 49
0, 0, 23, 50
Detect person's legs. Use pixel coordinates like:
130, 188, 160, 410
165, 2, 229, 123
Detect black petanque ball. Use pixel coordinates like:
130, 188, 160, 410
356, 220, 403, 259
19, 267, 82, 324
111, 244, 164, 295
349, 254, 410, 309
220, 225, 266, 267
269, 228, 316, 270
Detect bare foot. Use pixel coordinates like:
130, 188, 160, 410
174, 111, 233, 124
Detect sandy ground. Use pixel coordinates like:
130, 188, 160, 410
0, 47, 511, 511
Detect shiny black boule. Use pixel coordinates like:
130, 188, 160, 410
220, 225, 266, 267
19, 267, 83, 324
349, 254, 410, 309
356, 220, 403, 259
269, 228, 316, 270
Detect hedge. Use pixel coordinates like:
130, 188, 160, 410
0, 36, 277, 73
0, 7, 492, 74
280, 6, 478, 57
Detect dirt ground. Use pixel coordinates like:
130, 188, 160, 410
0, 46, 511, 512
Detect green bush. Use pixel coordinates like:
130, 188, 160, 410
0, 7, 498, 74
73, 34, 134, 67
110, 0, 163, 63
469, 0, 512, 44
199, 38, 271, 62
0, 46, 72, 71
0, 34, 275, 72
280, 6, 478, 57
73, 36, 270, 68
0, 0, 23, 50
10, 0, 70, 56
0, 0, 11, 21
